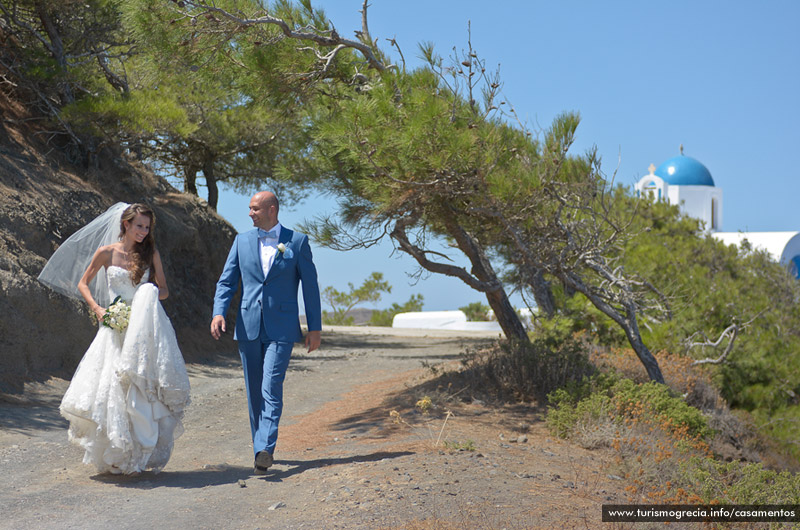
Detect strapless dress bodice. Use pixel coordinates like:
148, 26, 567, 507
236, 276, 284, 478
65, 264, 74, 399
107, 265, 149, 303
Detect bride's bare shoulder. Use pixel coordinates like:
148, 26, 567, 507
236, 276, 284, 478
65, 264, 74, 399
92, 243, 118, 263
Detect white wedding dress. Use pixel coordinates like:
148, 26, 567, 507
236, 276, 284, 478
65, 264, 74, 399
60, 265, 191, 474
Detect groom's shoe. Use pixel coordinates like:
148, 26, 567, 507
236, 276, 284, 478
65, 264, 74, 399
253, 450, 273, 475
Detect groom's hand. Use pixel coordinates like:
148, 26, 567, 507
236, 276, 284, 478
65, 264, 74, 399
305, 330, 321, 353
210, 315, 226, 340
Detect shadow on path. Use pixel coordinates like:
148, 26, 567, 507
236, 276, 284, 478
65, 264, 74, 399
264, 451, 414, 481
91, 451, 413, 489
0, 399, 67, 434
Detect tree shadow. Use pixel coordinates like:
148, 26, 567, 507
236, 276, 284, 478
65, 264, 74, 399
377, 353, 464, 361
319, 335, 495, 352
324, 358, 548, 439
0, 397, 68, 433
91, 450, 413, 489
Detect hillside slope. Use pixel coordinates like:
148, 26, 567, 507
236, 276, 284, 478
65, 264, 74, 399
0, 87, 240, 391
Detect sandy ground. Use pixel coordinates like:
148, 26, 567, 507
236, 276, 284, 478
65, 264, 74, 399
0, 326, 627, 530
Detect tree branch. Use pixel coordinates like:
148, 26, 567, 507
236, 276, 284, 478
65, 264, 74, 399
688, 311, 764, 366
390, 218, 499, 293
180, 0, 391, 72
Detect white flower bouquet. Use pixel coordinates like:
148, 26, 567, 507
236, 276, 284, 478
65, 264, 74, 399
102, 296, 131, 332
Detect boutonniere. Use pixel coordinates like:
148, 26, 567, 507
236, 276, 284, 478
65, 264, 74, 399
277, 243, 286, 254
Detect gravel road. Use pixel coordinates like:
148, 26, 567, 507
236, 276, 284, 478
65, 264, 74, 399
0, 326, 625, 530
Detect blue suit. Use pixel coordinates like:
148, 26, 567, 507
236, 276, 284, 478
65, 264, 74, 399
213, 227, 321, 456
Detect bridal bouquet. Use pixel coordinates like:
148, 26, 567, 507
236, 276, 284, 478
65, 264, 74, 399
102, 296, 131, 332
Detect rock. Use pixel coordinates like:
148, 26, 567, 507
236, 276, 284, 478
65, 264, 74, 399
237, 480, 246, 488
268, 502, 285, 510
516, 435, 528, 444
0, 112, 238, 391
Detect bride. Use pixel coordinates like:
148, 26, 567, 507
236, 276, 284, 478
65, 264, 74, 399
38, 203, 190, 475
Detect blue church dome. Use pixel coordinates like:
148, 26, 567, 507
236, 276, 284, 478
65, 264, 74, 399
654, 155, 715, 186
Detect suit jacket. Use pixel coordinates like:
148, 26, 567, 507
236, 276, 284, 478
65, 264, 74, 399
213, 227, 322, 343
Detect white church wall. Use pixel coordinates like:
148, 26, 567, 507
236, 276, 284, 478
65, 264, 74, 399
713, 232, 800, 267
673, 186, 723, 232
635, 174, 668, 202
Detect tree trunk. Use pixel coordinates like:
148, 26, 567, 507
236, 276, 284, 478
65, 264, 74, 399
35, 1, 74, 104
619, 307, 665, 384
484, 285, 528, 342
527, 267, 556, 318
562, 272, 665, 383
443, 217, 529, 342
389, 217, 528, 343
203, 158, 218, 210
184, 166, 198, 195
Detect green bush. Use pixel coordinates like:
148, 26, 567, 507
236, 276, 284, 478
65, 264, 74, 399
369, 293, 424, 326
459, 301, 491, 321
680, 456, 800, 505
546, 373, 713, 441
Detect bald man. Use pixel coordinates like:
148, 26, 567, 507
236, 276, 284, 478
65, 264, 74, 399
211, 191, 321, 475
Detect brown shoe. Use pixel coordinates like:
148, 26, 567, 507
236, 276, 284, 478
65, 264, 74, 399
253, 451, 273, 475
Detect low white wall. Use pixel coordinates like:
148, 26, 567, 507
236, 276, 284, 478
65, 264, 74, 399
392, 310, 503, 332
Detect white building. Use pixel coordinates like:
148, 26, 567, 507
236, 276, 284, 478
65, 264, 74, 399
637, 149, 800, 278
392, 310, 502, 332
713, 231, 800, 278
634, 151, 722, 232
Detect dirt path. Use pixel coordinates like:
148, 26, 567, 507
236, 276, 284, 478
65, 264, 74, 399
0, 327, 627, 530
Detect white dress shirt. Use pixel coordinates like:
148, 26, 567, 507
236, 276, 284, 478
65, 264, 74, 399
258, 223, 282, 278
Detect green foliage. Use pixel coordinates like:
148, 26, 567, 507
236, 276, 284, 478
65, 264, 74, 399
536, 190, 800, 457
442, 440, 476, 452
62, 90, 195, 137
459, 302, 491, 321
679, 456, 800, 505
1, 0, 134, 153
369, 294, 424, 327
322, 272, 391, 326
53, 0, 331, 206
546, 373, 712, 441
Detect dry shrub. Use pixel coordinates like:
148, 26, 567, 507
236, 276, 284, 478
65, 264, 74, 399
590, 347, 719, 402
458, 333, 596, 404
589, 346, 791, 468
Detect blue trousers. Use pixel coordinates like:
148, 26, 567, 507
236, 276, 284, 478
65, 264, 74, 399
238, 323, 294, 456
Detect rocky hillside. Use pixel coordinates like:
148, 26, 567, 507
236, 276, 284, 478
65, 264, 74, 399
0, 91, 240, 392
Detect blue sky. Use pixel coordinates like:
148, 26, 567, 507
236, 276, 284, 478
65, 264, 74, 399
214, 0, 800, 312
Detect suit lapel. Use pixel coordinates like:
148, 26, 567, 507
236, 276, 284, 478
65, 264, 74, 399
248, 230, 265, 280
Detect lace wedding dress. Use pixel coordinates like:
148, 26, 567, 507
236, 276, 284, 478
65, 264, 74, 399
60, 266, 191, 474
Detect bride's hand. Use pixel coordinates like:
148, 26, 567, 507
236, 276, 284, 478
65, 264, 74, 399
93, 306, 106, 322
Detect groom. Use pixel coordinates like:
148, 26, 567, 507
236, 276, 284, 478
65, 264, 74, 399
210, 191, 321, 475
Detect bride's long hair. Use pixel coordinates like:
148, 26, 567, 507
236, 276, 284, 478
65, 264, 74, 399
119, 203, 157, 286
